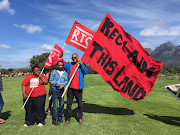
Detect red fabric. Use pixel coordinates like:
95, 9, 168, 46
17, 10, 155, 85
69, 65, 79, 90
21, 74, 47, 97
43, 44, 64, 68
65, 21, 95, 52
82, 13, 163, 100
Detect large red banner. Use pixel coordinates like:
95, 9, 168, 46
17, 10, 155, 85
65, 21, 95, 52
43, 44, 64, 68
82, 13, 163, 100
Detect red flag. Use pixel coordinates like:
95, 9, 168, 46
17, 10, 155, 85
43, 44, 64, 68
82, 13, 163, 100
65, 21, 95, 52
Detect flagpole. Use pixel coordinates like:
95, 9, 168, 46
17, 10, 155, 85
61, 64, 80, 98
62, 43, 66, 50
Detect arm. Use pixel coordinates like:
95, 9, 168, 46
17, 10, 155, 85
78, 60, 88, 74
39, 74, 48, 85
22, 85, 27, 99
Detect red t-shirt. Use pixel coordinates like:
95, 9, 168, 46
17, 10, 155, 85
69, 64, 79, 90
21, 74, 47, 97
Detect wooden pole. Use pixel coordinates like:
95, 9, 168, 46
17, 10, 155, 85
61, 64, 80, 98
22, 68, 45, 109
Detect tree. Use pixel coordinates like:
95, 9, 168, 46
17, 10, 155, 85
29, 53, 55, 73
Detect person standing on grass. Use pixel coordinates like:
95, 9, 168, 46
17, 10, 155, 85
64, 53, 88, 126
0, 75, 5, 124
21, 66, 48, 127
49, 60, 67, 126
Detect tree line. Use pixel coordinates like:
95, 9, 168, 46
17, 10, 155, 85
0, 53, 180, 75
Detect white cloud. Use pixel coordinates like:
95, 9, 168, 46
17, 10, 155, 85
26, 49, 33, 52
41, 44, 53, 51
0, 43, 10, 49
140, 26, 180, 37
64, 50, 71, 54
14, 24, 42, 34
0, 0, 15, 15
64, 55, 70, 59
140, 40, 163, 50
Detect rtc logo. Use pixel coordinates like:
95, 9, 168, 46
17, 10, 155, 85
70, 26, 93, 50
65, 21, 95, 52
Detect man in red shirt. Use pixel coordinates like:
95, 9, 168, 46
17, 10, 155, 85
64, 53, 88, 126
21, 66, 48, 127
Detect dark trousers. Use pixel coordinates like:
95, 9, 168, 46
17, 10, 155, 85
0, 92, 4, 117
65, 88, 83, 121
52, 90, 64, 121
24, 94, 46, 125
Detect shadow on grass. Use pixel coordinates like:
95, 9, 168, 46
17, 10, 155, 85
144, 114, 180, 127
64, 102, 135, 120
1, 111, 11, 120
82, 103, 135, 115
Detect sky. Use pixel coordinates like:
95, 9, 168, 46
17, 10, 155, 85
0, 0, 180, 69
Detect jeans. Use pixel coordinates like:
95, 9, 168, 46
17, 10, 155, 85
65, 88, 83, 121
0, 92, 4, 117
52, 90, 64, 121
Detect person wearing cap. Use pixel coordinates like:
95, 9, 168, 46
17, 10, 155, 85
49, 59, 67, 126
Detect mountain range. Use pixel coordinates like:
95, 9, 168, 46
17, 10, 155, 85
145, 41, 180, 67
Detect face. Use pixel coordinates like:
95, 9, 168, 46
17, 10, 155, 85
57, 61, 64, 70
33, 67, 41, 76
71, 54, 79, 63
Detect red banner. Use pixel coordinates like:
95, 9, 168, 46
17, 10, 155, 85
65, 21, 95, 52
82, 13, 163, 100
43, 44, 64, 68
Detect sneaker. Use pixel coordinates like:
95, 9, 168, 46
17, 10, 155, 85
52, 119, 60, 126
58, 117, 63, 123
38, 123, 43, 127
47, 111, 51, 117
24, 124, 28, 127
79, 119, 84, 125
64, 121, 70, 126
0, 118, 5, 124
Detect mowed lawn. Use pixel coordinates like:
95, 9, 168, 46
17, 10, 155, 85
0, 74, 179, 135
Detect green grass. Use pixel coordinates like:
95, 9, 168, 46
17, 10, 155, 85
0, 74, 179, 135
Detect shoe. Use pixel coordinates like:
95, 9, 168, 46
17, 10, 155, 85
0, 118, 5, 124
24, 124, 28, 127
64, 121, 70, 126
52, 119, 60, 126
47, 111, 51, 117
79, 119, 84, 125
58, 117, 63, 123
38, 123, 43, 127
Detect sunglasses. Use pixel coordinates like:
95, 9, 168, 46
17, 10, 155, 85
71, 57, 77, 59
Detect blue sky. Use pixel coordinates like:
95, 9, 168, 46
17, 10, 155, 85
0, 0, 180, 69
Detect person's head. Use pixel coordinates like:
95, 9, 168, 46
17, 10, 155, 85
57, 61, 64, 70
71, 53, 79, 64
32, 66, 41, 76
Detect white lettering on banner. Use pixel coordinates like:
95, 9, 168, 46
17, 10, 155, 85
30, 78, 39, 88
71, 26, 93, 47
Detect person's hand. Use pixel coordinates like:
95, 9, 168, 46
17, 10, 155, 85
56, 83, 61, 87
23, 94, 27, 99
60, 85, 64, 89
78, 60, 83, 64
39, 73, 44, 78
